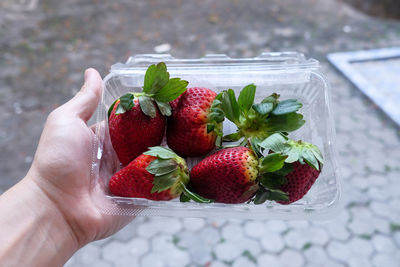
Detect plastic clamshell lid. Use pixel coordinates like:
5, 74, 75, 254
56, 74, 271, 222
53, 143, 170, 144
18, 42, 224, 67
93, 52, 341, 220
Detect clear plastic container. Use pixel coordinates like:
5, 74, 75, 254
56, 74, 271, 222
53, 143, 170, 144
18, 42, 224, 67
91, 52, 341, 220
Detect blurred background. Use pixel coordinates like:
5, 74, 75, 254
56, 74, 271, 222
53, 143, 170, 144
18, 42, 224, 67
1, 0, 400, 266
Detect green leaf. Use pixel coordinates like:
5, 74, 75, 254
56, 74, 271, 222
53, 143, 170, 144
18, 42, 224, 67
221, 89, 240, 123
208, 109, 225, 122
155, 100, 172, 116
252, 102, 273, 115
207, 124, 215, 133
223, 132, 243, 141
115, 103, 125, 115
180, 193, 190, 202
274, 163, 293, 176
259, 173, 288, 189
310, 145, 324, 165
249, 137, 262, 158
146, 159, 178, 176
259, 133, 288, 152
265, 113, 305, 133
238, 84, 256, 116
153, 78, 188, 102
268, 188, 289, 202
272, 99, 303, 115
284, 145, 303, 163
151, 170, 178, 193
143, 62, 169, 94
261, 93, 280, 104
114, 93, 135, 114
259, 153, 288, 173
108, 99, 118, 117
302, 149, 320, 171
253, 188, 289, 204
139, 96, 157, 118
180, 182, 214, 203
144, 146, 177, 159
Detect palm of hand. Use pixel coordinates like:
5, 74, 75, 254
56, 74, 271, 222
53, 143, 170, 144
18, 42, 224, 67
28, 71, 131, 248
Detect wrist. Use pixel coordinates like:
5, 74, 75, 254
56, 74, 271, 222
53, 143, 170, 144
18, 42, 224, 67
0, 176, 79, 266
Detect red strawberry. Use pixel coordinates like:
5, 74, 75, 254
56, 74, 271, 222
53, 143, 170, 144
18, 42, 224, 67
253, 133, 323, 205
108, 62, 188, 165
167, 87, 224, 157
190, 146, 260, 204
109, 146, 212, 203
109, 99, 165, 165
109, 147, 189, 200
279, 161, 320, 204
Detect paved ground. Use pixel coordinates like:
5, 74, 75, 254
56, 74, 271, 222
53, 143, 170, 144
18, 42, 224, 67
1, 0, 400, 266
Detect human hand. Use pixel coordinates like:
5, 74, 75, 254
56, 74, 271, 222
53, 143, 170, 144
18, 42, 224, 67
26, 68, 132, 248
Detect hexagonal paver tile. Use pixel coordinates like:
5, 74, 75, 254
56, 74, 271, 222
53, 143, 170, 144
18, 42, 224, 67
287, 221, 310, 229
367, 187, 391, 202
257, 253, 280, 266
347, 237, 374, 257
141, 253, 165, 267
348, 218, 375, 236
137, 222, 161, 238
348, 257, 372, 267
278, 250, 305, 267
73, 243, 101, 266
152, 234, 176, 251
327, 241, 352, 262
222, 224, 244, 241
141, 249, 190, 267
239, 238, 262, 256
371, 235, 397, 254
371, 217, 391, 234
394, 232, 400, 248
188, 244, 212, 265
183, 218, 205, 232
310, 261, 346, 267
366, 174, 388, 186
305, 228, 329, 246
244, 221, 266, 238
128, 237, 149, 257
304, 246, 329, 265
264, 220, 288, 233
177, 231, 198, 249
102, 241, 136, 267
372, 254, 400, 267
233, 256, 257, 267
210, 261, 229, 267
200, 227, 221, 245
370, 202, 392, 219
325, 221, 350, 241
163, 249, 191, 267
215, 241, 243, 262
261, 231, 285, 253
284, 229, 309, 250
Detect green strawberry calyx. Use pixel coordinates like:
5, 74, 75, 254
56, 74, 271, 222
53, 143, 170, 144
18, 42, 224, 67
144, 146, 213, 203
250, 133, 324, 204
206, 93, 225, 146
108, 62, 188, 118
220, 84, 305, 142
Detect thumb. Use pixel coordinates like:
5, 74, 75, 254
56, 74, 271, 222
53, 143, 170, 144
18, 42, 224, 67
63, 68, 102, 122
